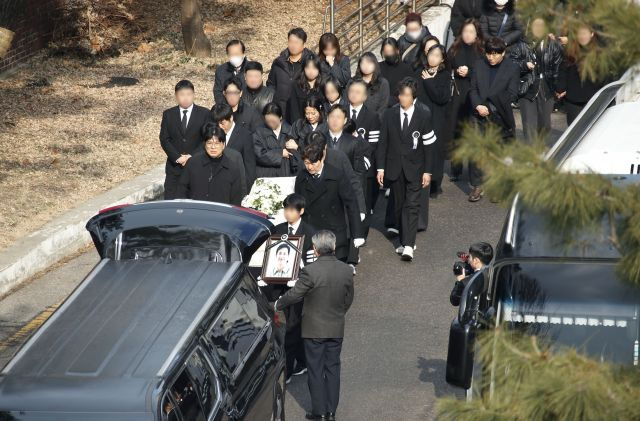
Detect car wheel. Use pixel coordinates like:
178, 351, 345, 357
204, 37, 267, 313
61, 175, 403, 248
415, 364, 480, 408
272, 370, 286, 421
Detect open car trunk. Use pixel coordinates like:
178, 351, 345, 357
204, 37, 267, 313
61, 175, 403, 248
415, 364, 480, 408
86, 201, 273, 263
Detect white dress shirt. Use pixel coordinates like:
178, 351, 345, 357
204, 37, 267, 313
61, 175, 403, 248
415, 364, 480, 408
288, 218, 302, 235
329, 130, 343, 143
349, 103, 363, 120
400, 103, 415, 127
226, 122, 235, 145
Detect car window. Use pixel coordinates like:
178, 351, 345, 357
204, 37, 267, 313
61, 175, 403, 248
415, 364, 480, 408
186, 349, 218, 416
206, 284, 269, 375
162, 366, 205, 421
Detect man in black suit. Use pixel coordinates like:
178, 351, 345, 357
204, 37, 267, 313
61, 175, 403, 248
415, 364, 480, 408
348, 78, 382, 224
270, 193, 316, 382
275, 230, 354, 421
376, 77, 437, 262
211, 103, 257, 192
219, 77, 263, 133
175, 124, 245, 205
159, 80, 212, 199
468, 36, 519, 202
213, 39, 248, 105
295, 143, 365, 262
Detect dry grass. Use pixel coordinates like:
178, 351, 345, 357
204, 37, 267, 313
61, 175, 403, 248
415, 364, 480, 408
0, 0, 326, 251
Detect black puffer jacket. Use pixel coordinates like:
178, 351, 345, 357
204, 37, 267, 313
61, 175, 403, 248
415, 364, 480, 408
397, 25, 432, 66
479, 7, 523, 47
510, 38, 563, 99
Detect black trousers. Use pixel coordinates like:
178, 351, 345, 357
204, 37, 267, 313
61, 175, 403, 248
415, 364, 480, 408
391, 171, 422, 248
384, 180, 429, 233
304, 338, 343, 415
285, 302, 306, 376
565, 101, 585, 126
163, 171, 181, 200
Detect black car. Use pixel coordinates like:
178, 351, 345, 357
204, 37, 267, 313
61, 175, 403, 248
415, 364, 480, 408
446, 175, 640, 394
0, 201, 286, 420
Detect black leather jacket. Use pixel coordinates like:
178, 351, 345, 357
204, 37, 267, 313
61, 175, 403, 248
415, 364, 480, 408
242, 85, 274, 115
510, 38, 563, 99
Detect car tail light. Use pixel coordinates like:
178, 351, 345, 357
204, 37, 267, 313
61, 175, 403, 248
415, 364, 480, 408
233, 205, 268, 219
98, 203, 131, 214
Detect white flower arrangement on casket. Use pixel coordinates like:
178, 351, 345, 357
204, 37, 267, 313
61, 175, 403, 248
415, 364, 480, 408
242, 177, 296, 219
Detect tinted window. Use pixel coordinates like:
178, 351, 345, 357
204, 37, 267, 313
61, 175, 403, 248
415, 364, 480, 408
186, 350, 218, 416
495, 262, 640, 365
162, 367, 205, 421
207, 284, 269, 374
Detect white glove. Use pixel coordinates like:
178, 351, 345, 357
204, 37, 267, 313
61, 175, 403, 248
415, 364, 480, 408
353, 238, 365, 248
287, 279, 297, 287
257, 279, 268, 287
360, 212, 366, 222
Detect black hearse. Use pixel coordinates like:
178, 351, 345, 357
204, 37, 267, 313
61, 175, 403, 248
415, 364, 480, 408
446, 176, 640, 394
0, 201, 287, 420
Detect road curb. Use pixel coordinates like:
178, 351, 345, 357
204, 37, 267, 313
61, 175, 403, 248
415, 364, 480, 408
0, 165, 165, 296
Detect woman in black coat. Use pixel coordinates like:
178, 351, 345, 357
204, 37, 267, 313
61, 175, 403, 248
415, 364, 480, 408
354, 52, 390, 119
415, 43, 452, 197
479, 0, 523, 50
253, 103, 298, 177
446, 18, 484, 180
379, 37, 415, 106
286, 56, 323, 124
321, 75, 349, 112
290, 95, 328, 151
318, 32, 351, 88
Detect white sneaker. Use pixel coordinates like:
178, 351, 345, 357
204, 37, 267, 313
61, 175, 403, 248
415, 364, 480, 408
401, 246, 414, 261
395, 246, 404, 255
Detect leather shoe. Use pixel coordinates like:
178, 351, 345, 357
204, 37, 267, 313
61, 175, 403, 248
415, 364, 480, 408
305, 413, 326, 420
326, 412, 336, 421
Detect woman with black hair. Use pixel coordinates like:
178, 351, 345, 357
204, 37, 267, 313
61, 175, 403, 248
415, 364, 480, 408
415, 43, 451, 198
318, 32, 351, 87
253, 102, 298, 177
289, 95, 328, 150
446, 18, 484, 181
379, 37, 415, 107
354, 52, 390, 118
286, 56, 323, 124
479, 0, 523, 50
321, 75, 349, 111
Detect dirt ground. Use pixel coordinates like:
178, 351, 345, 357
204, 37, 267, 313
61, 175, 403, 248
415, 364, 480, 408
0, 0, 326, 251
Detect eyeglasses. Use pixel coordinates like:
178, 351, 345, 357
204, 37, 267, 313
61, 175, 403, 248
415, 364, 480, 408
205, 140, 224, 147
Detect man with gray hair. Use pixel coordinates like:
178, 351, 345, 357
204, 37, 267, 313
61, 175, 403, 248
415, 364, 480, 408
275, 230, 354, 421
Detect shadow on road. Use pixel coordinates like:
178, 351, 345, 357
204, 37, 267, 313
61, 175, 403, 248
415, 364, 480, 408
417, 357, 465, 399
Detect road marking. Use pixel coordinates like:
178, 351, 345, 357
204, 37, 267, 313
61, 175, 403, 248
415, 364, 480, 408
0, 302, 61, 353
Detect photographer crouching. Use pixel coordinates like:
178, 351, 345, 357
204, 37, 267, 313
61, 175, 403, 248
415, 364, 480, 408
450, 242, 493, 306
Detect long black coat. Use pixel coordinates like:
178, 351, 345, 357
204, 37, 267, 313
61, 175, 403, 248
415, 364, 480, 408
213, 58, 247, 105
450, 0, 485, 36
322, 129, 368, 178
253, 122, 298, 177
323, 149, 367, 215
376, 103, 437, 182
232, 101, 263, 133
295, 163, 363, 260
362, 77, 390, 120
286, 82, 322, 124
275, 255, 354, 339
469, 57, 519, 132
267, 48, 316, 119
226, 124, 257, 191
159, 104, 212, 177
319, 55, 352, 87
416, 69, 452, 183
175, 151, 244, 205
290, 119, 327, 149
379, 60, 415, 106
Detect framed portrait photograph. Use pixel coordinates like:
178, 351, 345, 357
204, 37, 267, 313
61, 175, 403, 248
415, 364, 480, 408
261, 234, 304, 284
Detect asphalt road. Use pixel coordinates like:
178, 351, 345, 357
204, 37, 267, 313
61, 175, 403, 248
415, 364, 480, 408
0, 111, 567, 420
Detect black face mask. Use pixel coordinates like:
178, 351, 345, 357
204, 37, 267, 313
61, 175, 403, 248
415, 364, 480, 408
384, 54, 400, 65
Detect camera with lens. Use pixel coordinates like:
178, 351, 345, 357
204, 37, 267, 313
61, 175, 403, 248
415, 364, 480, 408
452, 251, 473, 276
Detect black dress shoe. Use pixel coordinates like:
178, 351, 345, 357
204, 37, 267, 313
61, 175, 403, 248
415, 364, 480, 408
305, 413, 326, 420
326, 412, 336, 421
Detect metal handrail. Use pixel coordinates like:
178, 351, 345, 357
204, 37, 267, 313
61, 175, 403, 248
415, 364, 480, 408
324, 0, 440, 64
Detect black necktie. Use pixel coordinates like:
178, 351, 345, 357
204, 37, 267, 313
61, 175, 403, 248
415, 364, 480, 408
181, 109, 188, 132
288, 226, 294, 235
402, 112, 409, 134
352, 108, 357, 121
333, 136, 338, 146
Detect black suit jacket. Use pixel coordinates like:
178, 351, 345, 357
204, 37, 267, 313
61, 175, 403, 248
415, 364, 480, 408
226, 124, 257, 191
276, 255, 354, 338
213, 59, 247, 105
175, 151, 244, 205
294, 163, 363, 258
159, 104, 212, 175
323, 130, 368, 178
376, 103, 437, 182
352, 104, 381, 177
273, 220, 316, 265
469, 57, 519, 130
